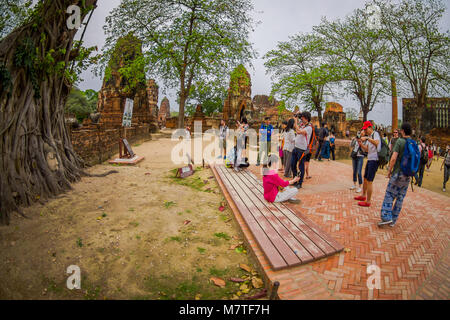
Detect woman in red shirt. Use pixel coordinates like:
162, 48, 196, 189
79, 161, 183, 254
263, 154, 301, 204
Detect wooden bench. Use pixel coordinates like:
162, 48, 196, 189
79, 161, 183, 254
212, 165, 344, 271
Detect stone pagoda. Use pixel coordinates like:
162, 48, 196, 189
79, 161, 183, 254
96, 34, 159, 132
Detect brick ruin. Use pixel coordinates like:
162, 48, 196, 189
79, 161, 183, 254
403, 97, 449, 150
158, 97, 171, 128
222, 65, 253, 126
165, 65, 360, 136
68, 35, 159, 165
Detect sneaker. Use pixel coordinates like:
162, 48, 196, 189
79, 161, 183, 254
356, 188, 362, 193
295, 183, 302, 189
350, 185, 357, 190
443, 188, 446, 192
288, 198, 301, 204
358, 201, 371, 207
354, 196, 367, 201
389, 222, 396, 228
377, 219, 393, 227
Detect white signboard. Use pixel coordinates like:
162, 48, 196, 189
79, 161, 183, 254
122, 98, 134, 127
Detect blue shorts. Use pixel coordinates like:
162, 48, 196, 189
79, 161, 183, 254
364, 160, 379, 182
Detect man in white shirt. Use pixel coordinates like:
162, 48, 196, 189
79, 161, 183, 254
291, 112, 313, 189
354, 121, 381, 207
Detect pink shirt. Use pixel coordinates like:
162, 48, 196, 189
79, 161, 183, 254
263, 170, 290, 203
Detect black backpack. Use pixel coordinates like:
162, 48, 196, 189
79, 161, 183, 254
420, 144, 428, 164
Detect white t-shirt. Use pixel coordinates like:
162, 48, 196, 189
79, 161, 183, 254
283, 130, 295, 152
367, 131, 381, 161
295, 125, 312, 150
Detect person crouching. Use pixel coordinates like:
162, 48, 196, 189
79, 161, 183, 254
263, 154, 301, 204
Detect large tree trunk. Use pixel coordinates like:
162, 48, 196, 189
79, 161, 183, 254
178, 90, 186, 129
0, 0, 97, 225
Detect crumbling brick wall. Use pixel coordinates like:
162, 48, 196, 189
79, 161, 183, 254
70, 125, 152, 166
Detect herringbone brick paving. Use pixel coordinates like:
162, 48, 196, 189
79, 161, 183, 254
240, 160, 450, 300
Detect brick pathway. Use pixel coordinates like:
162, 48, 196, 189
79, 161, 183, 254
233, 160, 450, 300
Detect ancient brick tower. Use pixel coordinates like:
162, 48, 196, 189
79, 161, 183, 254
158, 97, 171, 127
223, 65, 253, 126
96, 34, 159, 131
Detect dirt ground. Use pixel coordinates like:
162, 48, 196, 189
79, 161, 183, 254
0, 130, 266, 300
337, 157, 449, 197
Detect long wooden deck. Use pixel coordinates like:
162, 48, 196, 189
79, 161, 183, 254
212, 165, 344, 271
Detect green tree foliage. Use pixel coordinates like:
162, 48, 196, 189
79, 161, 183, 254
186, 80, 227, 116
0, 0, 34, 41
375, 0, 449, 112
314, 6, 392, 122
345, 107, 359, 121
102, 33, 147, 95
265, 34, 341, 126
65, 88, 98, 122
99, 0, 257, 128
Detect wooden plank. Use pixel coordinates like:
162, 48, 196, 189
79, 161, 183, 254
242, 169, 344, 251
241, 170, 344, 253
212, 165, 288, 270
232, 169, 325, 260
221, 166, 312, 264
217, 166, 301, 267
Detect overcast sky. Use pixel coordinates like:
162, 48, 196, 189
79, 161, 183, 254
77, 0, 450, 125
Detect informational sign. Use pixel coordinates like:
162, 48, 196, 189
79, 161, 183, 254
177, 165, 195, 178
122, 98, 134, 127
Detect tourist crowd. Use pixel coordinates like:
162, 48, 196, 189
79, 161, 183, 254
218, 115, 449, 228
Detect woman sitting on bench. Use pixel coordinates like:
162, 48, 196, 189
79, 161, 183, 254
263, 154, 301, 204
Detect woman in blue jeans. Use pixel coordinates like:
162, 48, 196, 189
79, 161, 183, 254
350, 134, 364, 193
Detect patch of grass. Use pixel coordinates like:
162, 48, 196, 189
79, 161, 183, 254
164, 201, 176, 209
168, 236, 181, 242
186, 209, 192, 214
136, 235, 141, 240
168, 170, 211, 193
76, 238, 83, 248
197, 247, 206, 254
102, 213, 107, 218
214, 232, 231, 241
45, 278, 64, 295
143, 275, 231, 300
80, 276, 104, 300
196, 267, 203, 273
209, 267, 229, 277
128, 208, 135, 212
129, 222, 139, 227
177, 212, 183, 216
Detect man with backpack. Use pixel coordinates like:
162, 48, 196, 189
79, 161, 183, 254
354, 121, 383, 207
378, 123, 419, 227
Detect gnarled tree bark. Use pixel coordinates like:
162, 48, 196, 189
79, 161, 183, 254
0, 0, 104, 225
